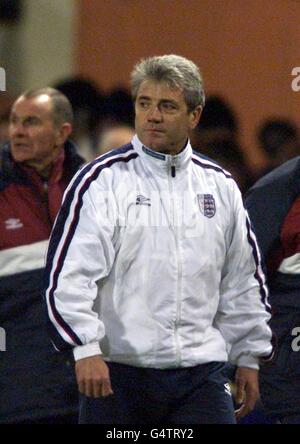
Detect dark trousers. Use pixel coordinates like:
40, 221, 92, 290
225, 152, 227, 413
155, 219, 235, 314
279, 414, 300, 424
79, 361, 236, 424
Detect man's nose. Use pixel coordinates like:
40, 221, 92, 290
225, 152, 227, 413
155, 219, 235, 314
147, 105, 163, 122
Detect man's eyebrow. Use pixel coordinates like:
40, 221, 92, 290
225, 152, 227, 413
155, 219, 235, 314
10, 114, 40, 120
160, 99, 177, 104
137, 95, 151, 100
137, 96, 177, 104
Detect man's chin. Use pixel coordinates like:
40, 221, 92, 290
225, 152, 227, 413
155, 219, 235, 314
142, 137, 166, 153
11, 152, 31, 164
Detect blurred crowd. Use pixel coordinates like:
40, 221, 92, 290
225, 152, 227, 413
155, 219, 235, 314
1, 77, 299, 193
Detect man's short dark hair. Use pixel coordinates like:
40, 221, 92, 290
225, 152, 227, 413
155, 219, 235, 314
21, 87, 73, 127
258, 118, 298, 158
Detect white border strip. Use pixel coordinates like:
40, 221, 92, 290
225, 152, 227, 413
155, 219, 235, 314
278, 253, 300, 274
0, 240, 48, 277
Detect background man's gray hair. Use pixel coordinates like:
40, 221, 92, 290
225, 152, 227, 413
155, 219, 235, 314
131, 54, 205, 111
21, 87, 74, 127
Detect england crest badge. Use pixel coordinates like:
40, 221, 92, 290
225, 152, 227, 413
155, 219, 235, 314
197, 194, 216, 218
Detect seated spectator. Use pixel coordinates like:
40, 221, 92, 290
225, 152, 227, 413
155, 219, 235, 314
191, 95, 255, 193
191, 94, 238, 148
256, 118, 300, 177
0, 87, 84, 423
0, 111, 9, 145
0, 93, 15, 146
97, 124, 135, 155
199, 139, 254, 194
102, 87, 135, 128
54, 77, 105, 161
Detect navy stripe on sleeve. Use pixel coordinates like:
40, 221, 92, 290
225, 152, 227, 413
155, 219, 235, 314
245, 213, 271, 313
45, 145, 137, 350
191, 153, 233, 179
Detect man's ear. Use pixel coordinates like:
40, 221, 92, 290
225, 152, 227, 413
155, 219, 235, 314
56, 123, 73, 145
189, 105, 202, 130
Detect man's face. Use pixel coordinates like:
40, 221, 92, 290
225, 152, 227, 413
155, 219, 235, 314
9, 95, 62, 169
135, 80, 201, 155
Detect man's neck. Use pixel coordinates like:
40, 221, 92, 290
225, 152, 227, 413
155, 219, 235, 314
23, 147, 63, 179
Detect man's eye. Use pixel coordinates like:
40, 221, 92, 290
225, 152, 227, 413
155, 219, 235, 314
139, 101, 149, 109
24, 117, 39, 125
162, 103, 175, 111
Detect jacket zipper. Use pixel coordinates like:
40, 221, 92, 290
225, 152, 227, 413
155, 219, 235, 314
27, 178, 52, 229
41, 181, 53, 228
168, 159, 182, 365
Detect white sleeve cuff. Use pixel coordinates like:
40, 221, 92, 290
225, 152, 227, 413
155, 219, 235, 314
73, 341, 102, 361
236, 355, 259, 370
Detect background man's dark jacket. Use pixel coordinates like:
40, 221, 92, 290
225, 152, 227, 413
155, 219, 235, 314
245, 156, 300, 418
0, 141, 84, 423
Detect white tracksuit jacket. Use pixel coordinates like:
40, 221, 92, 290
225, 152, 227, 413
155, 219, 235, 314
45, 135, 273, 369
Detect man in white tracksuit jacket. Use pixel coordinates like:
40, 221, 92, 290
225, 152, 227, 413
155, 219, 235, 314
45, 55, 273, 424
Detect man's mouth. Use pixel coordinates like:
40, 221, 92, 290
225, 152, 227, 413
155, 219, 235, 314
145, 128, 164, 133
13, 142, 30, 148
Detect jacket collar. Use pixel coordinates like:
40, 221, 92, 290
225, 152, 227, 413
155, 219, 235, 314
132, 135, 192, 176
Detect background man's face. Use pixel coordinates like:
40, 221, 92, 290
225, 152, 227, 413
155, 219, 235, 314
135, 80, 200, 155
9, 95, 61, 168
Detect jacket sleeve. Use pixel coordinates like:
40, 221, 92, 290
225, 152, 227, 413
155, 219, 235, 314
45, 168, 117, 361
213, 181, 273, 369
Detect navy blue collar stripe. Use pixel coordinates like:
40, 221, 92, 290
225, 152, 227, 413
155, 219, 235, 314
142, 146, 166, 161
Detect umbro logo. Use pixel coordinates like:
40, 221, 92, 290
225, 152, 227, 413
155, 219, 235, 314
5, 218, 23, 230
224, 382, 232, 396
136, 194, 151, 206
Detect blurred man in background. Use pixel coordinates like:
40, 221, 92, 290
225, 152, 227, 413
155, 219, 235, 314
256, 118, 300, 178
97, 124, 135, 155
191, 95, 255, 194
54, 77, 105, 162
245, 155, 300, 424
0, 87, 84, 423
0, 93, 15, 146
